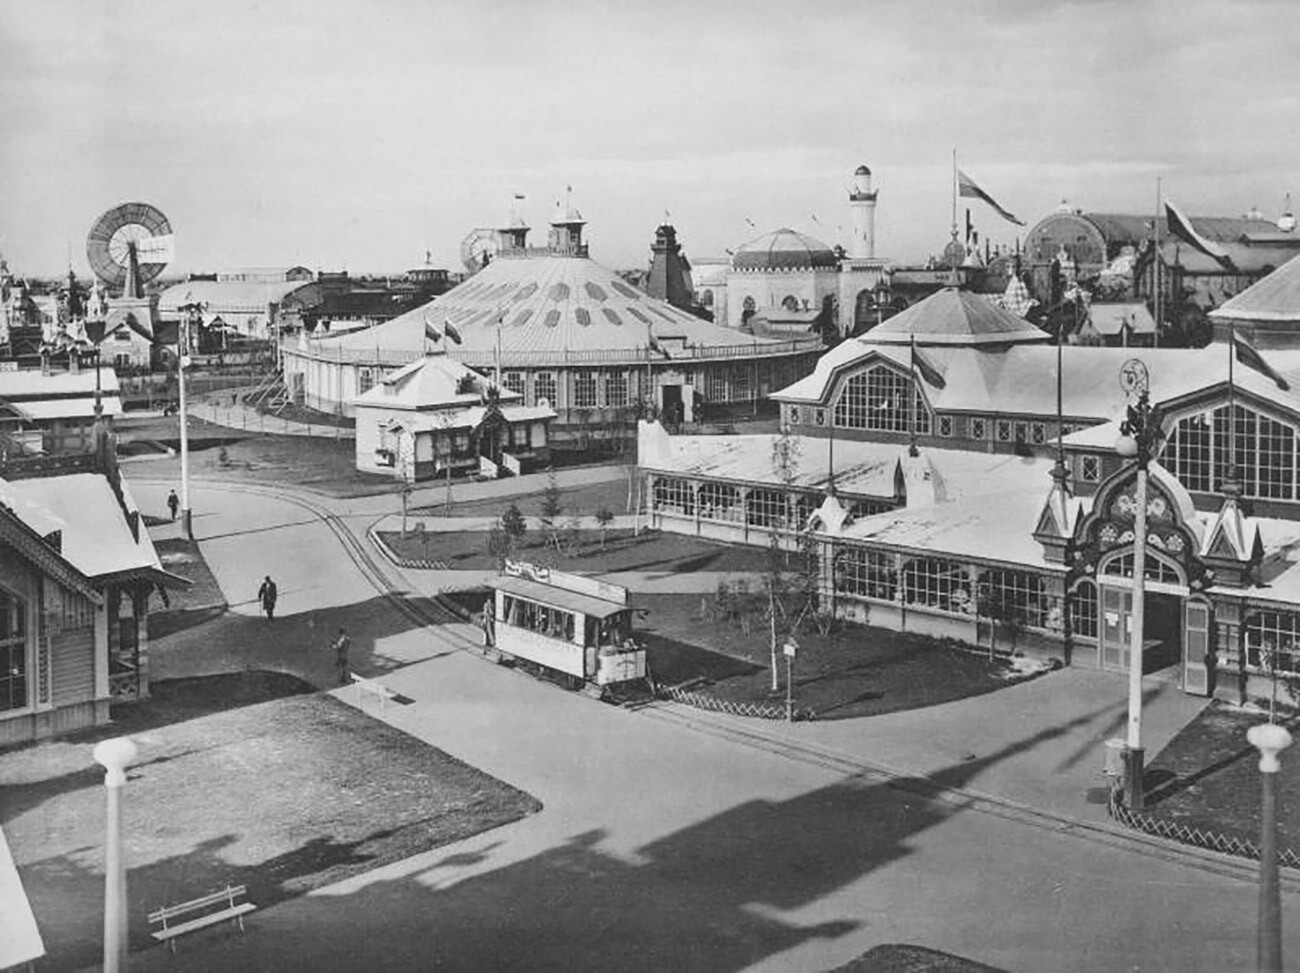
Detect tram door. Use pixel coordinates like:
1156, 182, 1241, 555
1099, 585, 1132, 672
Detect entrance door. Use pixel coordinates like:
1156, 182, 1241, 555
1100, 585, 1131, 671
1183, 601, 1211, 696
662, 385, 683, 427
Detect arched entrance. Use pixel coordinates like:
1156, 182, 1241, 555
853, 288, 877, 333
1095, 548, 1186, 675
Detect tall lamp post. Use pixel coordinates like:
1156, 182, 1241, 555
93, 736, 138, 973
1114, 359, 1162, 810
1248, 722, 1292, 973
176, 300, 202, 539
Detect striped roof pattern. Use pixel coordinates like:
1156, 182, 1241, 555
334, 253, 783, 360
731, 228, 839, 271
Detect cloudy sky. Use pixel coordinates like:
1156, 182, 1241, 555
1, 0, 1296, 278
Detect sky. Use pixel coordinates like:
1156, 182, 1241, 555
1, 0, 1297, 279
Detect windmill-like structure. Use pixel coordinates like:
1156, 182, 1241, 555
85, 202, 173, 359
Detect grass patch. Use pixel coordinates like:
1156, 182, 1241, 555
150, 537, 229, 638
379, 527, 772, 574
0, 671, 539, 970
1143, 702, 1300, 852
419, 476, 637, 523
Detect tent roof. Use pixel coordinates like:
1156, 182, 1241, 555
861, 287, 1050, 346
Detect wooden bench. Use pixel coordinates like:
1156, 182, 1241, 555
149, 884, 256, 952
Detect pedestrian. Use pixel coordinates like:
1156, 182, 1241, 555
257, 575, 278, 621
333, 626, 352, 685
481, 597, 495, 648
167, 489, 179, 521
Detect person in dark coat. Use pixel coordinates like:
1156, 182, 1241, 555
333, 626, 352, 685
257, 576, 278, 620
167, 490, 179, 521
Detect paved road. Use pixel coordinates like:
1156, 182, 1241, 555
127, 475, 1300, 972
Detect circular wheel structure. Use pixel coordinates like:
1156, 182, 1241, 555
86, 202, 173, 291
460, 227, 499, 273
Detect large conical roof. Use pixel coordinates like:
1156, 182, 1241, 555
864, 287, 1049, 346
333, 250, 791, 363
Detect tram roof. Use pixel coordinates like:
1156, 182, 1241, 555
493, 574, 628, 619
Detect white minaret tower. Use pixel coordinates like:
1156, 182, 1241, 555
848, 164, 878, 259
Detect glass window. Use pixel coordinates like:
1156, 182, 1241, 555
706, 369, 727, 403
1163, 404, 1298, 501
938, 415, 954, 437
574, 373, 597, 408
653, 477, 694, 515
358, 369, 375, 395
533, 372, 557, 405
788, 405, 800, 425
834, 548, 897, 601
745, 489, 789, 528
605, 372, 628, 406
902, 557, 970, 614
503, 371, 524, 397
1245, 610, 1300, 675
1081, 455, 1101, 482
815, 409, 826, 426
996, 420, 1013, 443
0, 587, 27, 712
698, 482, 742, 522
977, 568, 1047, 629
833, 364, 930, 434
971, 418, 987, 441
1069, 580, 1098, 639
1031, 422, 1047, 445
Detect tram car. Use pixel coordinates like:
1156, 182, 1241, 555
488, 560, 648, 691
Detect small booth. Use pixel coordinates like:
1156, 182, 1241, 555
489, 560, 647, 690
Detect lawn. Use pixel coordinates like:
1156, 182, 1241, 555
1142, 702, 1300, 854
0, 671, 539, 971
440, 582, 1044, 721
379, 526, 774, 574
416, 475, 638, 524
148, 537, 228, 639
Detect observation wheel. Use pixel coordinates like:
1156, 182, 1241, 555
460, 227, 499, 274
86, 202, 174, 292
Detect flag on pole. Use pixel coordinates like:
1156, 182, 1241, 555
1164, 199, 1235, 269
1233, 331, 1289, 390
912, 346, 947, 389
514, 193, 525, 200
423, 314, 442, 343
443, 318, 463, 345
957, 169, 1025, 226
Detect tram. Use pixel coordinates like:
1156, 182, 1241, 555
487, 560, 648, 691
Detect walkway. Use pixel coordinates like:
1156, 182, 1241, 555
188, 393, 356, 439
124, 473, 1297, 972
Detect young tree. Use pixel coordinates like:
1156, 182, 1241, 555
539, 468, 565, 553
501, 503, 527, 556
595, 505, 615, 549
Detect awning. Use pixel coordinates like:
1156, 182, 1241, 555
491, 575, 627, 619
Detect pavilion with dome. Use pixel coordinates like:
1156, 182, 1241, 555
640, 279, 1300, 707
280, 200, 823, 451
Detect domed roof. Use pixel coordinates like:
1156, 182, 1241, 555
334, 250, 802, 365
732, 228, 839, 272
864, 287, 1050, 346
854, 164, 871, 176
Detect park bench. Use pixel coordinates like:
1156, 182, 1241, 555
351, 672, 398, 711
149, 884, 255, 952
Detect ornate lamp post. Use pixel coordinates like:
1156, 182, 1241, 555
1248, 722, 1292, 972
93, 736, 138, 973
1114, 359, 1163, 810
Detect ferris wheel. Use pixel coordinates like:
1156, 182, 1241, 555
86, 202, 174, 293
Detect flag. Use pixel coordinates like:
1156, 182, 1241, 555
1165, 199, 1235, 269
912, 346, 947, 389
424, 320, 442, 343
1233, 331, 1289, 391
443, 318, 463, 345
514, 193, 526, 200
957, 169, 1024, 226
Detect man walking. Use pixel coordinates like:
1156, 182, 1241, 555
333, 626, 352, 685
167, 489, 179, 521
257, 575, 278, 621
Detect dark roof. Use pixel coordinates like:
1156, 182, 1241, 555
1085, 213, 1281, 246
732, 228, 839, 271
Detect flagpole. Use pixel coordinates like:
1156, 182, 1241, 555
908, 335, 919, 457
1154, 177, 1162, 348
495, 311, 502, 388
1228, 323, 1237, 492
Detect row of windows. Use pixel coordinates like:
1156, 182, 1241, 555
501, 595, 577, 644
652, 479, 821, 529
1246, 610, 1300, 675
790, 396, 1079, 448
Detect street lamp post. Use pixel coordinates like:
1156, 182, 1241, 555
176, 301, 202, 540
1114, 360, 1162, 811
1248, 722, 1292, 973
93, 736, 138, 973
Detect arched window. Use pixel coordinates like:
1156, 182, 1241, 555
1068, 579, 1098, 639
1162, 403, 1298, 501
701, 289, 714, 307
1100, 552, 1183, 585
782, 295, 800, 312
833, 364, 931, 434
742, 296, 756, 312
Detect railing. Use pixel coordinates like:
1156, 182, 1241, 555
1108, 789, 1300, 868
280, 336, 822, 368
657, 683, 812, 721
